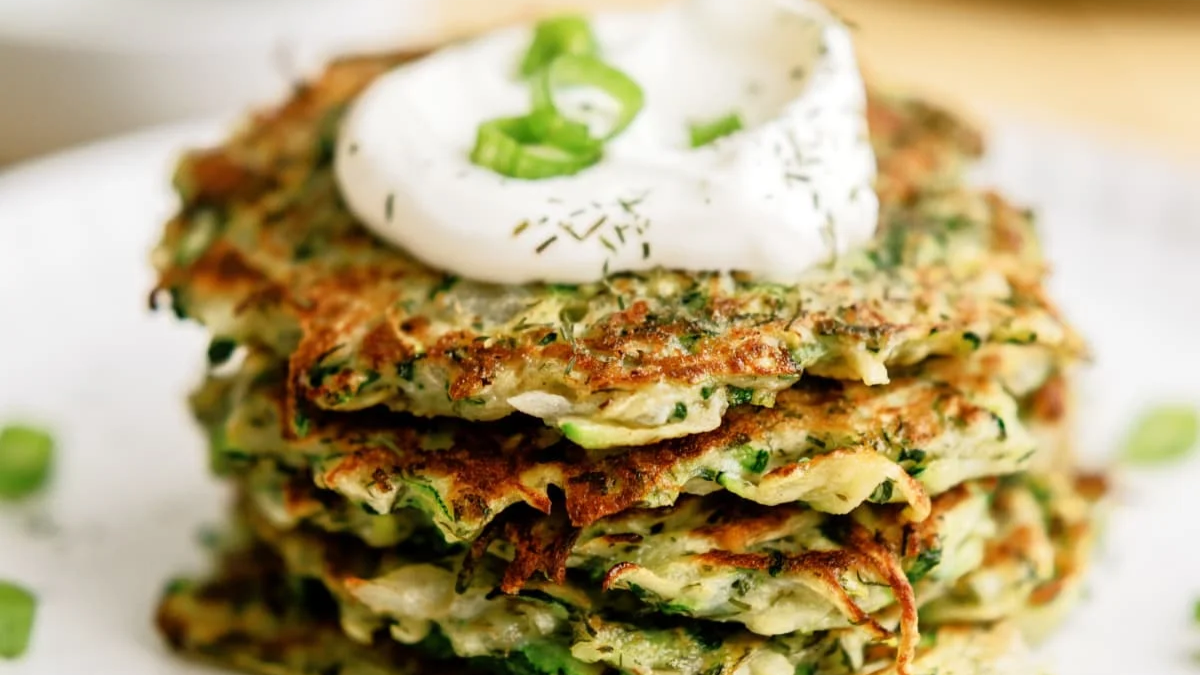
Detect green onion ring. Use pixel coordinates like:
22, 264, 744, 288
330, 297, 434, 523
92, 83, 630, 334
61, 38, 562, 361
520, 15, 598, 77
532, 54, 645, 141
470, 116, 602, 179
525, 107, 604, 154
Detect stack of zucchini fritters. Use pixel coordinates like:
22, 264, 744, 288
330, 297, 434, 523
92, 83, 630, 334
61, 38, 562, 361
151, 53, 1104, 675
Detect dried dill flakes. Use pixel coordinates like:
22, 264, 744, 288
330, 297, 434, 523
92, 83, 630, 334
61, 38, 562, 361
1121, 404, 1198, 465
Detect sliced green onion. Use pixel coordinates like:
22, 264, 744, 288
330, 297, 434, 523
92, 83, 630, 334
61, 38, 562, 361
524, 107, 603, 154
532, 54, 644, 141
0, 581, 36, 659
689, 112, 744, 148
520, 15, 598, 77
1121, 404, 1198, 465
0, 425, 54, 501
470, 116, 602, 179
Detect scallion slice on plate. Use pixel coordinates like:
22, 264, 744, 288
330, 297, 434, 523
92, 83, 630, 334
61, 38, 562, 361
1121, 404, 1198, 465
0, 425, 54, 500
0, 581, 36, 659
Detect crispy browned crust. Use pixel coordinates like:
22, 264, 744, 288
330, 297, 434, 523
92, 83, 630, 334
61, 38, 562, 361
216, 350, 1036, 540
1026, 471, 1108, 608
241, 478, 1008, 675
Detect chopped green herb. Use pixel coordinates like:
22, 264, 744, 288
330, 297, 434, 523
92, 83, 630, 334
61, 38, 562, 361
314, 106, 345, 166
669, 402, 688, 422
679, 289, 707, 312
689, 112, 744, 148
205, 338, 237, 367
167, 287, 188, 320
428, 275, 459, 299
1121, 404, 1199, 465
728, 386, 754, 407
766, 550, 787, 578
700, 386, 714, 400
174, 207, 224, 266
357, 369, 381, 394
737, 446, 770, 474
678, 334, 702, 352
961, 331, 982, 351
396, 359, 416, 382
943, 215, 972, 231
539, 332, 558, 346
905, 547, 942, 583
1004, 331, 1038, 345
684, 622, 725, 651
161, 577, 193, 596
870, 479, 894, 503
0, 580, 36, 659
991, 411, 1008, 441
292, 410, 310, 439
0, 426, 54, 501
918, 629, 938, 649
306, 357, 344, 390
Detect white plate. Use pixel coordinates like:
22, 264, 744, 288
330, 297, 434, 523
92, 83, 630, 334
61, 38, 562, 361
0, 119, 1198, 674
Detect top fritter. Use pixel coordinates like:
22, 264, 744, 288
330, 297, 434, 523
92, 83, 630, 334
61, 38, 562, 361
151, 1, 1080, 448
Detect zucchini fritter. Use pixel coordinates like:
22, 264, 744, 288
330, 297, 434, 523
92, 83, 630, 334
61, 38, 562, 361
151, 54, 1079, 448
158, 542, 1048, 675
197, 348, 1053, 543
222, 464, 1090, 675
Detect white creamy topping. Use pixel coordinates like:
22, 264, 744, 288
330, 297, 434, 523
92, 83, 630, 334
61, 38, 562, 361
336, 0, 878, 285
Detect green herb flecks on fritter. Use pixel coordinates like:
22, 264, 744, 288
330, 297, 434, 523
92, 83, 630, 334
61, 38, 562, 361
234, 475, 1085, 675
156, 542, 490, 675
244, 476, 998, 639
197, 347, 1051, 544
243, 502, 906, 675
238, 469, 1088, 646
922, 470, 1106, 642
151, 53, 1080, 448
156, 539, 1049, 675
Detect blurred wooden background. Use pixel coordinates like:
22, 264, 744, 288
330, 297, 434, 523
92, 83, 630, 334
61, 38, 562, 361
436, 0, 1200, 163
2, 0, 1198, 164
823, 0, 1200, 163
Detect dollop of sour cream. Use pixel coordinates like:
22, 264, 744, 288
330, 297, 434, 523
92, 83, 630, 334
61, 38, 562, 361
336, 0, 878, 285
